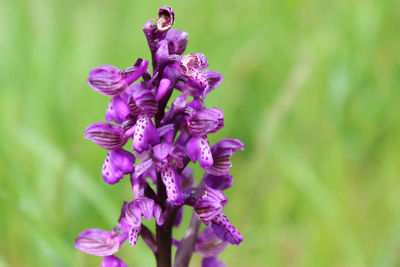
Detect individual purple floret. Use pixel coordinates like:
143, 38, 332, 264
75, 6, 244, 267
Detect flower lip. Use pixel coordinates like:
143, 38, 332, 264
157, 6, 174, 32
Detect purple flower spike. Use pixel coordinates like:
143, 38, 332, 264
194, 186, 227, 225
75, 229, 120, 256
132, 113, 160, 153
102, 149, 135, 184
211, 213, 243, 245
157, 6, 174, 32
100, 256, 128, 267
186, 136, 213, 169
165, 29, 188, 55
84, 122, 127, 150
202, 257, 226, 267
78, 6, 245, 265
195, 227, 229, 258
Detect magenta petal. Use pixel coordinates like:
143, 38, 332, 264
165, 29, 188, 55
111, 95, 130, 121
132, 86, 158, 117
102, 152, 124, 184
84, 122, 127, 150
125, 201, 142, 228
194, 186, 227, 225
203, 172, 233, 190
195, 227, 228, 257
123, 59, 148, 85
105, 98, 123, 124
87, 65, 125, 96
110, 149, 135, 173
202, 257, 226, 267
75, 228, 119, 256
156, 78, 172, 101
129, 226, 141, 246
132, 113, 160, 153
203, 70, 223, 96
100, 256, 128, 267
135, 197, 155, 221
211, 213, 243, 245
208, 139, 244, 175
161, 163, 183, 205
186, 136, 213, 169
153, 204, 165, 226
186, 110, 220, 136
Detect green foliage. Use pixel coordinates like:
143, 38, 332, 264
0, 0, 399, 266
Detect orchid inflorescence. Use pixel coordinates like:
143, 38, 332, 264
75, 6, 244, 267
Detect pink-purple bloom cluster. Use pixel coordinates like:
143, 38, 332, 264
75, 6, 243, 267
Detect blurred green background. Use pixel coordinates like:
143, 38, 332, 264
1, 0, 399, 266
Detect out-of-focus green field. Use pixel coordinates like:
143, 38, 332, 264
1, 0, 399, 266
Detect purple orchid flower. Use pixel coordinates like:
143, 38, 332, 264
76, 6, 244, 267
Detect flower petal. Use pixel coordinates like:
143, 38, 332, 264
186, 136, 213, 169
109, 148, 135, 174
132, 113, 160, 153
165, 29, 188, 55
131, 85, 158, 117
135, 197, 155, 221
100, 255, 128, 267
75, 229, 119, 256
129, 226, 141, 246
211, 213, 243, 245
153, 203, 165, 226
186, 109, 221, 136
84, 122, 127, 150
203, 70, 223, 96
161, 163, 183, 205
208, 139, 244, 176
195, 227, 228, 257
156, 78, 172, 101
102, 152, 123, 184
202, 257, 226, 267
87, 65, 125, 96
194, 186, 227, 225
203, 172, 233, 190
125, 201, 142, 228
